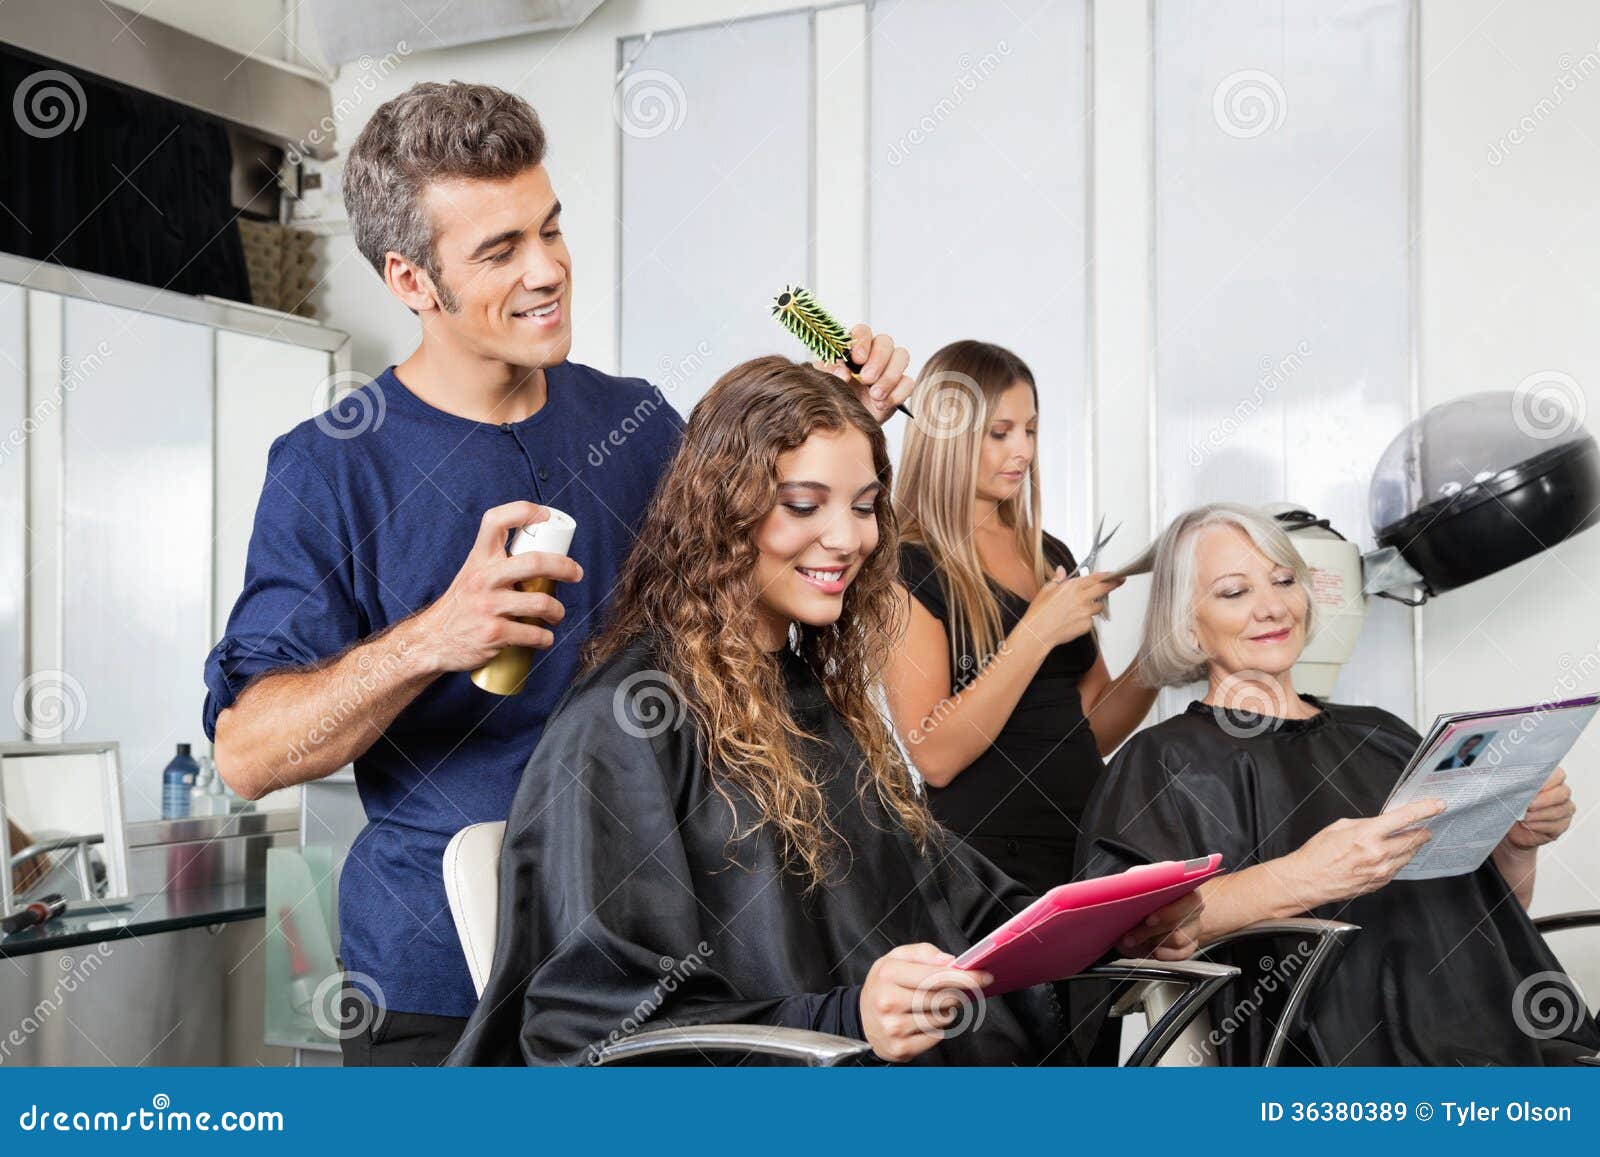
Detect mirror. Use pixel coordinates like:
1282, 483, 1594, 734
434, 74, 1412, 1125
0, 741, 130, 916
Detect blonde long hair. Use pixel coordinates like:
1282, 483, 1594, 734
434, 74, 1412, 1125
895, 340, 1051, 664
585, 357, 938, 888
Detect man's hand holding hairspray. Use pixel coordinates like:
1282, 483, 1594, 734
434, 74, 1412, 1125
408, 501, 582, 694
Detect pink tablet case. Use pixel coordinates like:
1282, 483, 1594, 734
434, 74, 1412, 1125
954, 854, 1223, 996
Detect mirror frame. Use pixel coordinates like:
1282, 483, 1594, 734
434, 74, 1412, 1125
0, 741, 130, 916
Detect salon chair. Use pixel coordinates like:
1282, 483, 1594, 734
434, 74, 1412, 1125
441, 820, 1240, 1066
1121, 910, 1600, 1066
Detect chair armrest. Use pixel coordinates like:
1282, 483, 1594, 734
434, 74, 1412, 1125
1058, 958, 1240, 1066
1192, 917, 1360, 1067
591, 1025, 873, 1067
1534, 910, 1600, 935
1103, 919, 1360, 1066
1199, 916, 1361, 953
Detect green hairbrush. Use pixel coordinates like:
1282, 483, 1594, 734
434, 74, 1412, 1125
771, 285, 914, 419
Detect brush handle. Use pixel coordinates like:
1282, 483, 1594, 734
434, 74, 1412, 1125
842, 354, 915, 420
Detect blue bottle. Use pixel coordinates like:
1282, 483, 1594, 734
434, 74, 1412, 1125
161, 743, 199, 820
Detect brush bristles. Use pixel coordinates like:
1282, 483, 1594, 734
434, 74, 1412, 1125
772, 285, 853, 363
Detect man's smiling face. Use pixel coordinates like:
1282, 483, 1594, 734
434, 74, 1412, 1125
419, 163, 574, 368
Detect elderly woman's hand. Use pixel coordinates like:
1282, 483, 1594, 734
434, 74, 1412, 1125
1284, 798, 1447, 906
1500, 767, 1574, 852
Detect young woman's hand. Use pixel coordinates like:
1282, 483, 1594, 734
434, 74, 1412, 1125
1118, 891, 1205, 960
1285, 798, 1446, 906
1020, 567, 1124, 647
859, 943, 992, 1063
1500, 767, 1575, 852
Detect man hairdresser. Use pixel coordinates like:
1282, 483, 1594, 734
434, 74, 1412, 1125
202, 82, 913, 1066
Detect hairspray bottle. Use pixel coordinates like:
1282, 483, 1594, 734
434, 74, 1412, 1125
470, 508, 578, 696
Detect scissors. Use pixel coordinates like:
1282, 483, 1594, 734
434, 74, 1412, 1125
1073, 514, 1122, 577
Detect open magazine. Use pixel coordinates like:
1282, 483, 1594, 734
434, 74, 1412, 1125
1381, 693, 1600, 880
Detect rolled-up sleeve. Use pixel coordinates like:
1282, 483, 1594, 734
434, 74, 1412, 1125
202, 437, 362, 740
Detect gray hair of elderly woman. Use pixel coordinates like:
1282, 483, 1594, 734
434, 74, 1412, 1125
1135, 503, 1316, 688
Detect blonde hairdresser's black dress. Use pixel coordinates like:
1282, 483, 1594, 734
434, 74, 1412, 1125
448, 639, 1076, 1066
898, 536, 1105, 896
1077, 699, 1600, 1066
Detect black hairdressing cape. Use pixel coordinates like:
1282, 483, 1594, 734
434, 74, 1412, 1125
1076, 698, 1600, 1066
448, 640, 1073, 1065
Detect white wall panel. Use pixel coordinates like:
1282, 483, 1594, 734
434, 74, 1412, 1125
1153, 0, 1416, 721
62, 300, 214, 821
618, 11, 812, 416
0, 293, 23, 740
869, 0, 1091, 547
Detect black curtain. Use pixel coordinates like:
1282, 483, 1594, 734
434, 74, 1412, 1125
0, 45, 252, 303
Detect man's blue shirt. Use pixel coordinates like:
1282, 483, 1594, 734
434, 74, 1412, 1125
203, 361, 682, 1016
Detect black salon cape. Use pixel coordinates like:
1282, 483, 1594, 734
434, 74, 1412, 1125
448, 640, 1071, 1066
1076, 699, 1600, 1066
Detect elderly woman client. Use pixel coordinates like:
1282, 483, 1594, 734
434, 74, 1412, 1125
1077, 503, 1598, 1066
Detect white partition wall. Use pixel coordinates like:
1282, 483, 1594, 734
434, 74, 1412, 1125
613, 2, 1093, 543
1152, 0, 1417, 720
61, 300, 216, 821
617, 11, 813, 414
214, 331, 338, 644
869, 0, 1092, 545
0, 296, 22, 741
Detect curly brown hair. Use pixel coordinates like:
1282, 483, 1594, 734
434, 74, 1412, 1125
585, 356, 938, 887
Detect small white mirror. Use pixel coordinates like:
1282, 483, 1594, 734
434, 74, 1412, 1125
0, 742, 129, 916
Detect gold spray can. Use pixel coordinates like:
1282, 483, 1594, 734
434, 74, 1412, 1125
469, 507, 578, 696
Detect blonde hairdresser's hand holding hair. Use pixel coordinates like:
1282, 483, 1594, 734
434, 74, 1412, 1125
1020, 567, 1123, 649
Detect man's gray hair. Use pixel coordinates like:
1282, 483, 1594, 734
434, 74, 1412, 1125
343, 82, 547, 296
1136, 503, 1316, 688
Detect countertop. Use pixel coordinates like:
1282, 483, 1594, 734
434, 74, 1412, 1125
0, 880, 266, 959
